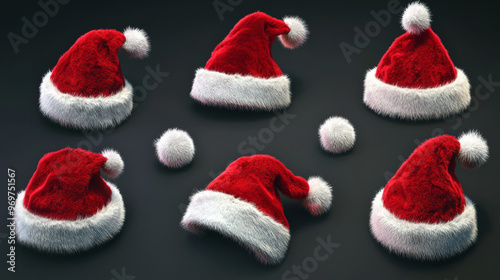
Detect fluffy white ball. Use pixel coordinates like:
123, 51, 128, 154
402, 2, 431, 34
319, 116, 356, 154
155, 129, 195, 168
101, 149, 124, 178
303, 176, 333, 216
122, 27, 150, 58
458, 131, 489, 168
279, 16, 309, 49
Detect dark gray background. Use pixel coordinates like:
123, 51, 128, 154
1, 0, 499, 279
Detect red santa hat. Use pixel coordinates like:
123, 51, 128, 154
370, 131, 489, 260
181, 155, 332, 265
39, 27, 150, 130
190, 12, 308, 111
15, 148, 125, 253
363, 2, 471, 120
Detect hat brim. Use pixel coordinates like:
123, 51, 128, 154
370, 189, 477, 260
363, 68, 471, 120
39, 71, 133, 130
190, 68, 291, 110
15, 182, 125, 253
181, 190, 290, 265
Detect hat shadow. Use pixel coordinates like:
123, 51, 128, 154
37, 111, 131, 137
38, 113, 86, 136
189, 100, 281, 122
363, 104, 467, 126
182, 227, 279, 270
153, 157, 195, 174
283, 199, 334, 231
316, 142, 356, 158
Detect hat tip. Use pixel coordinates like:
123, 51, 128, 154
303, 176, 333, 216
458, 131, 489, 168
279, 16, 309, 49
101, 149, 124, 178
402, 2, 431, 34
122, 27, 150, 58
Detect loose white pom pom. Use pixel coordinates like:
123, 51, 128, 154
279, 16, 309, 49
101, 149, 124, 178
122, 27, 150, 58
458, 131, 489, 168
402, 2, 431, 34
303, 176, 333, 216
319, 116, 356, 154
155, 128, 195, 168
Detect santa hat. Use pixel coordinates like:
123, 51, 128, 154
190, 12, 308, 110
39, 27, 150, 130
15, 148, 126, 253
181, 155, 332, 265
370, 131, 489, 260
363, 2, 471, 120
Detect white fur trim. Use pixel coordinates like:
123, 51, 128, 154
101, 149, 124, 178
363, 68, 471, 120
15, 182, 125, 253
122, 27, 150, 58
370, 189, 477, 260
303, 177, 333, 216
39, 72, 133, 130
181, 190, 290, 265
318, 116, 356, 154
190, 68, 291, 111
402, 2, 431, 34
154, 128, 195, 168
280, 16, 308, 49
458, 130, 489, 168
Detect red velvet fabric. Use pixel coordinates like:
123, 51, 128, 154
382, 135, 466, 223
205, 12, 290, 78
51, 29, 126, 97
375, 28, 457, 88
23, 148, 112, 220
206, 155, 309, 229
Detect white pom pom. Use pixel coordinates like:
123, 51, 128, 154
303, 177, 333, 216
122, 27, 150, 58
279, 16, 309, 49
402, 2, 431, 34
101, 149, 124, 178
319, 116, 356, 154
458, 131, 489, 168
155, 128, 195, 168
